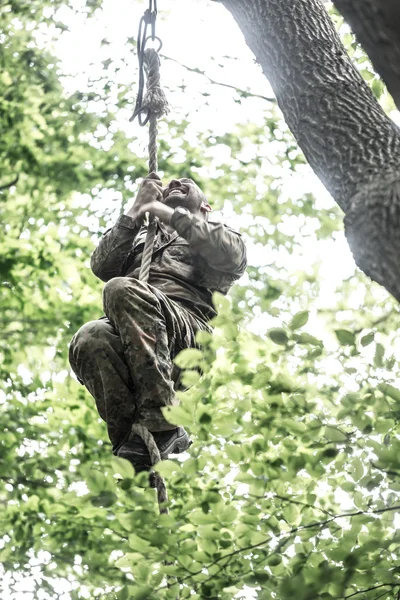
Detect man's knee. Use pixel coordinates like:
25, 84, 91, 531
102, 277, 153, 311
69, 320, 109, 363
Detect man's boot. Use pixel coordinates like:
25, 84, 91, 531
117, 427, 192, 473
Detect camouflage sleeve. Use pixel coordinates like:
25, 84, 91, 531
90, 214, 141, 282
170, 211, 247, 278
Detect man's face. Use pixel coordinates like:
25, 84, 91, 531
162, 178, 207, 214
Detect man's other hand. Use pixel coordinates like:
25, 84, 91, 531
135, 201, 174, 226
126, 172, 163, 221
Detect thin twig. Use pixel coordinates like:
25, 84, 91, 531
178, 504, 400, 582
272, 493, 334, 517
371, 462, 400, 478
344, 583, 397, 599
0, 174, 19, 191
248, 490, 334, 516
352, 311, 394, 334
161, 54, 276, 103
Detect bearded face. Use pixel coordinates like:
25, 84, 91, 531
162, 178, 211, 216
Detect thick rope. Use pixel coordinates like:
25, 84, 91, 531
131, 423, 169, 514
138, 48, 169, 283
133, 48, 170, 514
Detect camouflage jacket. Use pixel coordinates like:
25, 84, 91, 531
91, 210, 247, 321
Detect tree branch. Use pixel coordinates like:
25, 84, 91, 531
178, 503, 400, 582
273, 493, 335, 517
0, 175, 19, 191
333, 0, 400, 111
371, 462, 400, 479
161, 54, 276, 103
353, 311, 394, 334
344, 583, 398, 599
219, 0, 400, 304
248, 491, 335, 516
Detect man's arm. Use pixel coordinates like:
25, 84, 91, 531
90, 173, 163, 282
90, 215, 142, 282
135, 201, 247, 278
171, 211, 247, 277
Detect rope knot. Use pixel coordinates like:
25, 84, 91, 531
133, 48, 169, 124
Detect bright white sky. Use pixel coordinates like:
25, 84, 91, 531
9, 1, 398, 598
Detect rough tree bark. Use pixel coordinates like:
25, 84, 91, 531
333, 0, 400, 111
218, 0, 400, 303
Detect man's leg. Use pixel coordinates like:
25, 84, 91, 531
102, 277, 179, 432
69, 318, 136, 453
102, 277, 206, 467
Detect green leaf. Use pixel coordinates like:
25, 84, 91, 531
181, 369, 201, 387
90, 491, 117, 507
128, 533, 151, 552
289, 311, 309, 330
268, 328, 289, 345
371, 78, 384, 98
127, 585, 154, 600
374, 343, 385, 367
116, 513, 135, 532
325, 426, 348, 443
156, 459, 181, 477
85, 469, 114, 494
335, 329, 355, 346
162, 404, 194, 427
280, 418, 307, 434
189, 510, 215, 526
174, 348, 204, 369
360, 332, 374, 347
112, 456, 135, 479
225, 444, 243, 462
267, 554, 282, 567
219, 505, 238, 524
212, 291, 231, 312
378, 383, 400, 403
115, 553, 144, 568
295, 332, 322, 346
1, 71, 12, 86
79, 506, 105, 519
375, 418, 395, 434
199, 411, 212, 425
282, 504, 301, 525
351, 457, 364, 482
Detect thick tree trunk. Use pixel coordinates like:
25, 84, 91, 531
333, 0, 400, 112
219, 0, 400, 303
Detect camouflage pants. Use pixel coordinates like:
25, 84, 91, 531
69, 277, 209, 453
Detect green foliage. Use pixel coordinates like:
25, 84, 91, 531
1, 2, 400, 600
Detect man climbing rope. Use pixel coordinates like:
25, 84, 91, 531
69, 173, 247, 472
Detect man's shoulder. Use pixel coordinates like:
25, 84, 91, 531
208, 219, 243, 236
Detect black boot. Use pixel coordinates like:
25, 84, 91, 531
117, 427, 192, 473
